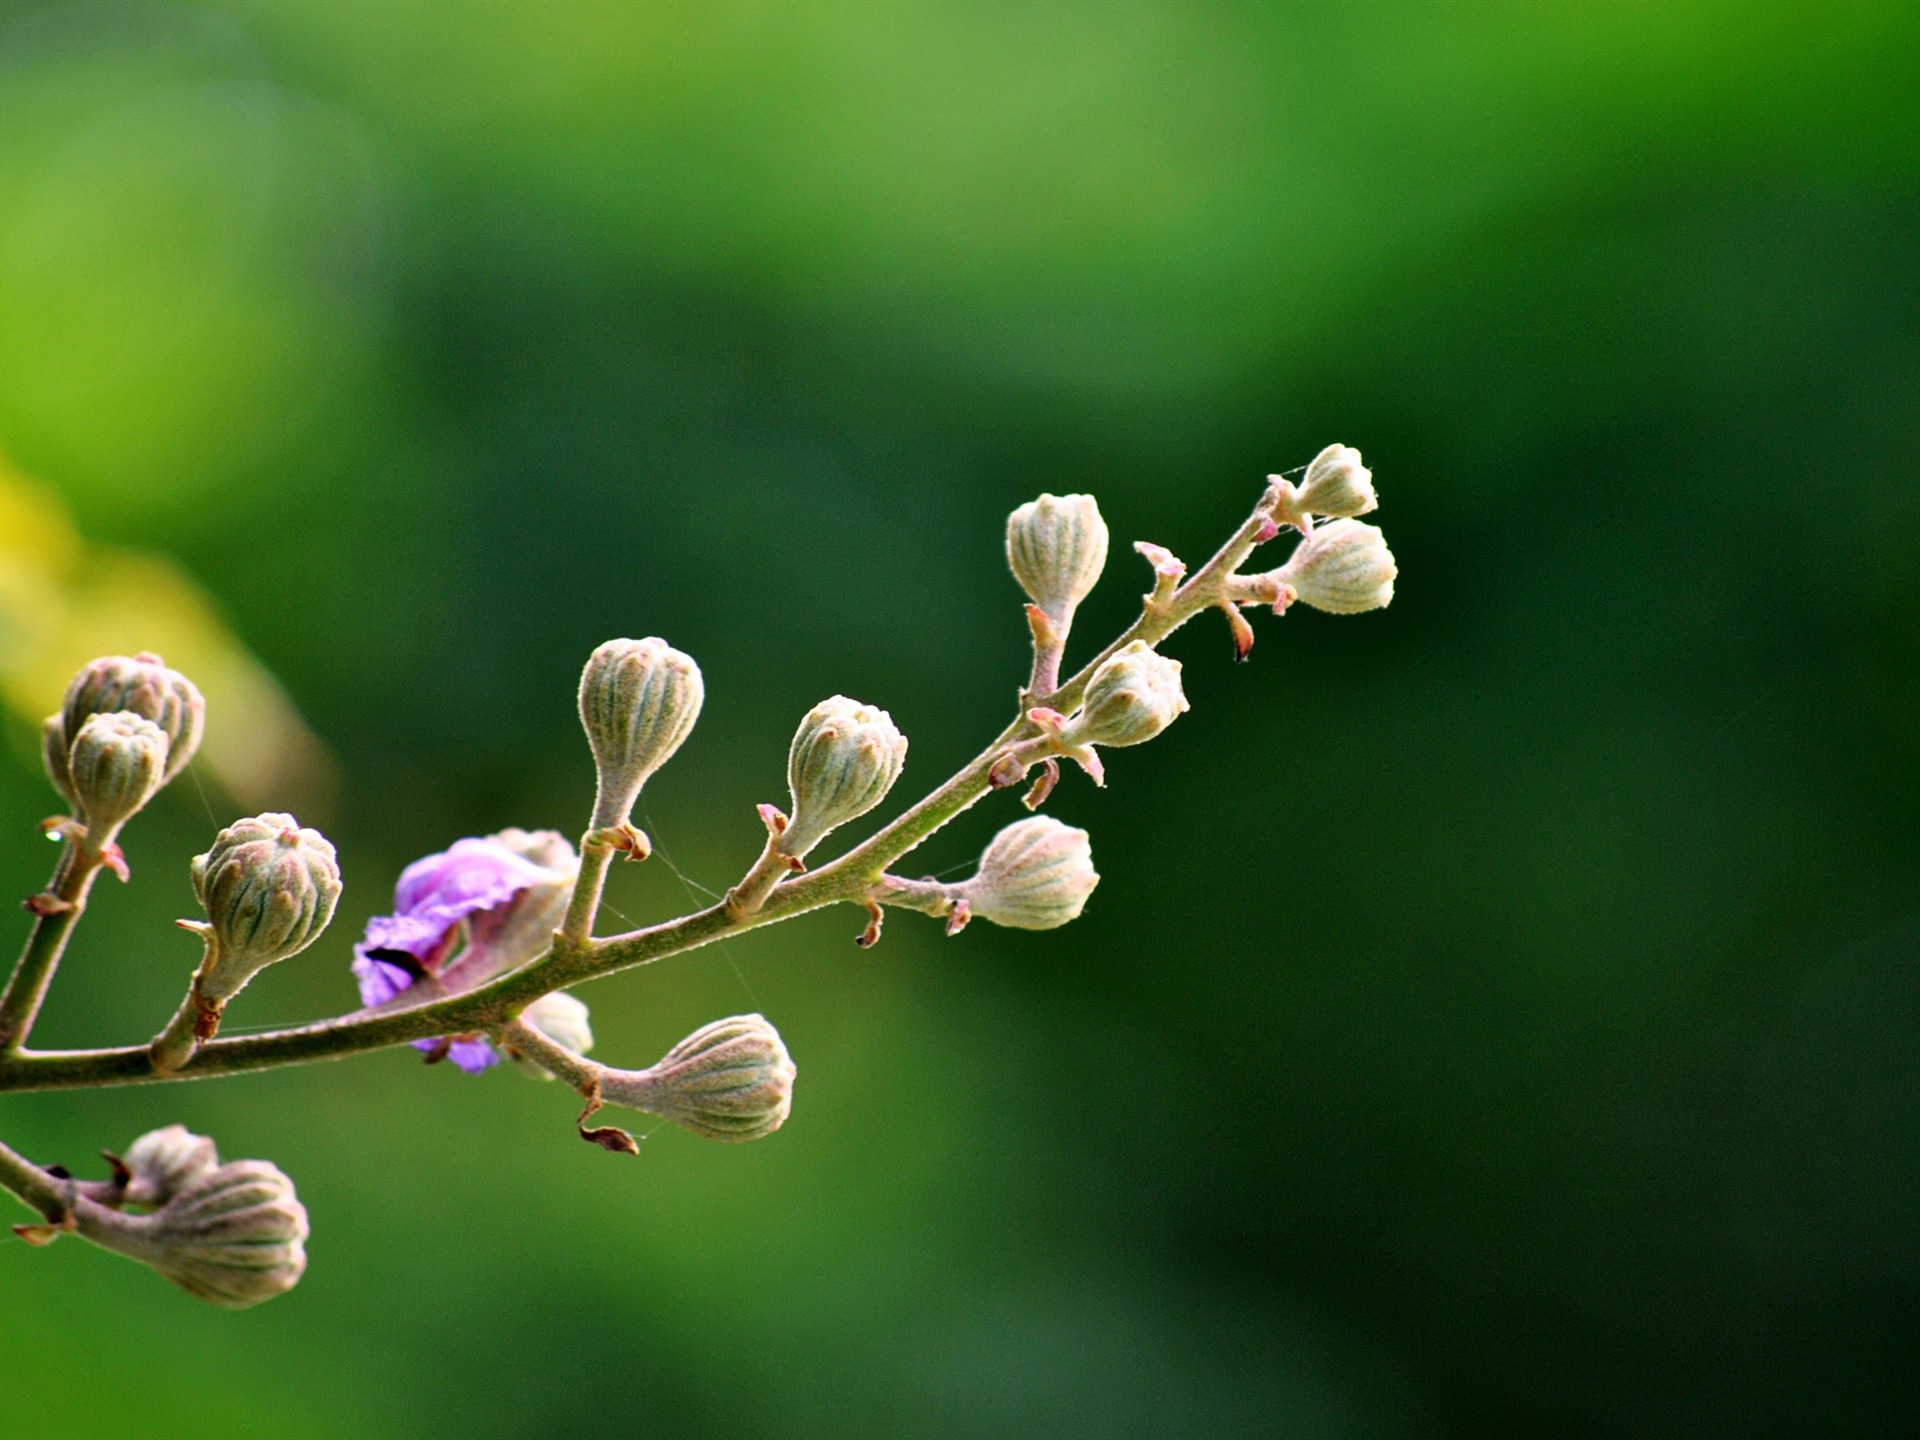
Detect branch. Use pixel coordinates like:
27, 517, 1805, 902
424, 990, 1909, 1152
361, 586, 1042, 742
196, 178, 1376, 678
0, 480, 1290, 1094
0, 836, 108, 1054
0, 1132, 73, 1224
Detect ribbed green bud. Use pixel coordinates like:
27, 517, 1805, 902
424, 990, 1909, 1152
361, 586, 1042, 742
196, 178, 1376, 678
46, 652, 204, 803
99, 1159, 309, 1309
1007, 493, 1109, 623
601, 1014, 797, 1143
190, 814, 342, 1002
781, 696, 908, 857
120, 1125, 219, 1209
511, 992, 594, 1080
66, 711, 170, 843
958, 817, 1099, 930
578, 638, 704, 830
1061, 641, 1189, 750
1294, 444, 1377, 520
1274, 519, 1396, 614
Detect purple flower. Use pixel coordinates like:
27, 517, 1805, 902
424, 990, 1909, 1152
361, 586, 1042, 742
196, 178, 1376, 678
352, 835, 574, 1075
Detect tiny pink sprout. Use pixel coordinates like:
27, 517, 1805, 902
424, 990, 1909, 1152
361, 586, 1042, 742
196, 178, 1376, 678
1132, 540, 1186, 580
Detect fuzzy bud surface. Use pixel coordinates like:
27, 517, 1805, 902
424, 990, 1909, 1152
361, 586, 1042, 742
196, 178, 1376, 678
66, 711, 170, 842
47, 652, 204, 803
120, 1124, 219, 1209
959, 817, 1100, 930
781, 696, 908, 857
191, 814, 342, 1002
1290, 444, 1377, 521
603, 1014, 797, 1142
1062, 641, 1189, 750
1274, 519, 1396, 614
1007, 493, 1109, 623
113, 1159, 309, 1308
578, 638, 704, 829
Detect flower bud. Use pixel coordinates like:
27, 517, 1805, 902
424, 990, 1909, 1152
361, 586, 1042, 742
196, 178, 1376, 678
781, 696, 908, 858
578, 638, 704, 829
190, 813, 342, 1002
1007, 493, 1109, 623
66, 711, 170, 843
102, 1159, 309, 1308
1274, 519, 1396, 614
46, 652, 205, 803
120, 1124, 219, 1209
511, 992, 594, 1080
602, 1014, 797, 1142
1292, 444, 1377, 520
1061, 641, 1189, 750
957, 817, 1099, 931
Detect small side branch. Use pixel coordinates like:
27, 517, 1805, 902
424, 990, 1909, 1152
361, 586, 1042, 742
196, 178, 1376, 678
0, 478, 1295, 1096
0, 1133, 74, 1226
0, 838, 105, 1054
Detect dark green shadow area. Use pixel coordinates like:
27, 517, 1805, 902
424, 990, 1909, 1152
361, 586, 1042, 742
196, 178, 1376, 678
3, 3, 1919, 1437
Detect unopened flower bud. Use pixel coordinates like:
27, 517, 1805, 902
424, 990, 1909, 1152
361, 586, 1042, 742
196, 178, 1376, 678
190, 813, 342, 1002
1291, 444, 1377, 521
1274, 519, 1396, 614
66, 711, 170, 844
511, 992, 594, 1080
781, 696, 908, 857
120, 1124, 219, 1209
99, 1159, 309, 1308
579, 638, 704, 830
46, 652, 204, 803
1007, 493, 1109, 623
1061, 641, 1189, 750
956, 817, 1099, 931
602, 1014, 796, 1142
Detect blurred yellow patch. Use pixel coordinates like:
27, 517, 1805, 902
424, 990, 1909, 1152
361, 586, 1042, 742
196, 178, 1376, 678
0, 456, 333, 815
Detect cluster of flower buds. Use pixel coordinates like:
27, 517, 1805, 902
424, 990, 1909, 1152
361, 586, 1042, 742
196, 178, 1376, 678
78, 1126, 308, 1309
40, 653, 205, 870
1239, 445, 1395, 616
578, 637, 704, 851
598, 1014, 796, 1143
0, 443, 1399, 1310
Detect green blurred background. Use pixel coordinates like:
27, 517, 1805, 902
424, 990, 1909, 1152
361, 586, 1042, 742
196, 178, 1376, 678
3, 2, 1919, 1435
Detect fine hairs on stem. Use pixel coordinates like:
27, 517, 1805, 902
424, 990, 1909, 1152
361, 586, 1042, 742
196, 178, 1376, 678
0, 446, 1394, 1306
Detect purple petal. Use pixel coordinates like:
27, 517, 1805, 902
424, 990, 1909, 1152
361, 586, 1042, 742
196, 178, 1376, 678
354, 835, 570, 1002
409, 1036, 500, 1073
447, 1038, 500, 1073
392, 838, 565, 933
358, 914, 450, 963
352, 952, 417, 1007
